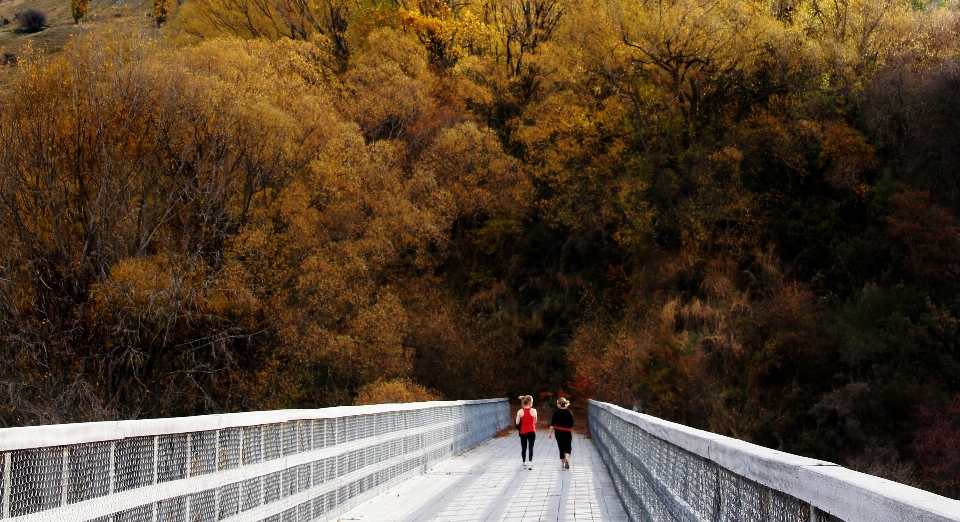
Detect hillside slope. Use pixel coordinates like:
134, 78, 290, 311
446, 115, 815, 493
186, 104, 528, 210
0, 0, 153, 55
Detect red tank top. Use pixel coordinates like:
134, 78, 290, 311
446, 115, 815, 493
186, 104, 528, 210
520, 407, 536, 434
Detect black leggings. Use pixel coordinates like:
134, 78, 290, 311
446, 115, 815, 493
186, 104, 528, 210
555, 430, 572, 459
520, 432, 535, 462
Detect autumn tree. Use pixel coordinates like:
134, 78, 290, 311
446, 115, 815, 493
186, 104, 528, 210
792, 0, 954, 85
154, 0, 174, 25
609, 0, 786, 131
71, 0, 89, 22
353, 378, 442, 405
180, 0, 354, 64
4, 0, 960, 501
0, 32, 248, 421
498, 0, 562, 82
914, 395, 960, 496
0, 32, 337, 421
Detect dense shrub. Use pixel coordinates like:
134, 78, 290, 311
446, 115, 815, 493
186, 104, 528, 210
914, 395, 960, 496
15, 9, 46, 33
353, 379, 442, 405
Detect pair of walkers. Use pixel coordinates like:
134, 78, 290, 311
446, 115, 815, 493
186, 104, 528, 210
515, 395, 574, 470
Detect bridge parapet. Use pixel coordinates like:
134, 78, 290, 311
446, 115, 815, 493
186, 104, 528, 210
0, 399, 510, 521
588, 400, 960, 522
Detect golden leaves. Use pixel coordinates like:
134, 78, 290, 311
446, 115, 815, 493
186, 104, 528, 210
819, 122, 877, 190
71, 0, 90, 22
353, 377, 442, 405
421, 121, 531, 219
154, 0, 176, 26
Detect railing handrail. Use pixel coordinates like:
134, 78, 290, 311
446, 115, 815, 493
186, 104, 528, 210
589, 400, 960, 522
0, 398, 507, 452
1, 398, 511, 521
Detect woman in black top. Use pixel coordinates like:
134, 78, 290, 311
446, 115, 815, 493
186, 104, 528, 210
548, 397, 574, 469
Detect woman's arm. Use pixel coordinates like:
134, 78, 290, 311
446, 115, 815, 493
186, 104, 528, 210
515, 409, 523, 425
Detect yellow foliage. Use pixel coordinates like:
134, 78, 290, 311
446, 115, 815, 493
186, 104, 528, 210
154, 0, 175, 25
396, 1, 505, 66
71, 0, 90, 22
785, 0, 960, 88
420, 121, 531, 219
6, 0, 960, 446
177, 0, 354, 62
819, 122, 877, 190
353, 378, 442, 405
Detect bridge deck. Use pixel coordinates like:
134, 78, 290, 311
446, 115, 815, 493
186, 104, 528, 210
336, 433, 628, 522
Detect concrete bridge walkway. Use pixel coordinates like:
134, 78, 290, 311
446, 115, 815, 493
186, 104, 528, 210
336, 433, 629, 522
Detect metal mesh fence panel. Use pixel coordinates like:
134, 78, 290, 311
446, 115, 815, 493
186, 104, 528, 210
1, 454, 6, 517
190, 432, 217, 477
589, 402, 831, 522
67, 442, 110, 504
218, 429, 241, 472
0, 399, 509, 522
241, 429, 261, 467
157, 436, 187, 484
9, 448, 63, 517
115, 438, 154, 493
264, 425, 281, 462
157, 496, 184, 522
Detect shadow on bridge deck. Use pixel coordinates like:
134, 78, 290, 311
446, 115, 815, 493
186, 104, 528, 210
336, 433, 628, 522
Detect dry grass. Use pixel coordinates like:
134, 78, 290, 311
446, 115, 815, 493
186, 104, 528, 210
0, 0, 154, 56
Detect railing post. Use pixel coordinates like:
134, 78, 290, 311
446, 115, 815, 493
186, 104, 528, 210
214, 430, 220, 520
238, 427, 244, 467
259, 426, 266, 509
184, 434, 191, 522
60, 447, 68, 507
151, 436, 158, 522
185, 434, 192, 478
108, 441, 116, 495
712, 466, 722, 522
2, 452, 10, 519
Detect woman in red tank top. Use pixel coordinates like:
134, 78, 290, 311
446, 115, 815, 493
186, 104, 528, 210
515, 395, 537, 469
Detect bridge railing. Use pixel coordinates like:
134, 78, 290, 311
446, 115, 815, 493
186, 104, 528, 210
588, 400, 960, 522
0, 399, 510, 522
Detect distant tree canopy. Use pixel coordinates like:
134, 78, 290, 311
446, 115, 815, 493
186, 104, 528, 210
1, 0, 960, 498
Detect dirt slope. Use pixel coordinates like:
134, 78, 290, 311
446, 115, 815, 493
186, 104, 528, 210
0, 0, 154, 55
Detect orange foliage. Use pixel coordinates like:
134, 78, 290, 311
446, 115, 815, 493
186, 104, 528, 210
819, 122, 878, 191
353, 378, 442, 405
3, 1, 960, 500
